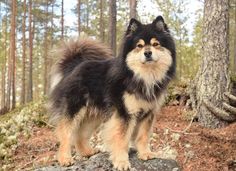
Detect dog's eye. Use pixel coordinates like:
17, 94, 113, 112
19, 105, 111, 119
152, 42, 159, 47
137, 44, 144, 48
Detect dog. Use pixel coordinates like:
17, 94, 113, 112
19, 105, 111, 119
48, 16, 176, 170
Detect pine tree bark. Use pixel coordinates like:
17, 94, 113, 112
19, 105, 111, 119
77, 0, 81, 35
61, 0, 64, 39
21, 0, 27, 104
1, 18, 7, 112
234, 1, 236, 73
10, 0, 17, 109
1, 64, 6, 111
129, 0, 137, 19
86, 0, 89, 30
109, 0, 117, 56
27, 0, 33, 102
193, 0, 230, 128
1, 53, 6, 112
99, 0, 105, 42
43, 1, 49, 95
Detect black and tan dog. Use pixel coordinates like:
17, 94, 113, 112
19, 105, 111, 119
48, 16, 176, 170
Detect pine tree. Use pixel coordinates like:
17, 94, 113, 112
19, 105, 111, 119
129, 0, 137, 19
99, 0, 105, 41
191, 0, 236, 128
21, 0, 27, 104
109, 0, 117, 56
27, 0, 33, 102
10, 0, 17, 109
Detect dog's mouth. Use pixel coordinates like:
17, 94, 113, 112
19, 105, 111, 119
141, 57, 158, 64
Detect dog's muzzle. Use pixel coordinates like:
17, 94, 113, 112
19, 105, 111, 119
144, 51, 153, 61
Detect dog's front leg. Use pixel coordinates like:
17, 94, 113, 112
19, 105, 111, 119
135, 113, 160, 160
103, 114, 136, 171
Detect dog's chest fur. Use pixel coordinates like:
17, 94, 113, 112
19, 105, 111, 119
123, 92, 165, 119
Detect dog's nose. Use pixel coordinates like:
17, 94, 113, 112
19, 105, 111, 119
144, 51, 152, 60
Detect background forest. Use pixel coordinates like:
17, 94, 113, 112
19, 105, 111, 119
1, 0, 236, 170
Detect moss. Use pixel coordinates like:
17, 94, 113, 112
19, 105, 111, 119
0, 98, 49, 167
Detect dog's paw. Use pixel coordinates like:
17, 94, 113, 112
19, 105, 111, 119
113, 160, 131, 171
81, 148, 100, 157
58, 156, 74, 166
138, 151, 160, 161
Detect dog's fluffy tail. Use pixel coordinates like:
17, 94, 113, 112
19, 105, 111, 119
47, 38, 113, 124
49, 38, 113, 92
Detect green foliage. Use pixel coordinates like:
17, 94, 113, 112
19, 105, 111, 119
0, 99, 49, 167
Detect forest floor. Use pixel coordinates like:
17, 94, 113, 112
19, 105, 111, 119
1, 104, 236, 171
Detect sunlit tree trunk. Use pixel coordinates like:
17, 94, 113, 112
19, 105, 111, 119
61, 0, 64, 39
86, 0, 89, 30
234, 1, 236, 73
99, 0, 105, 42
77, 0, 81, 36
1, 18, 8, 112
192, 0, 230, 128
10, 0, 17, 109
43, 0, 49, 95
27, 0, 33, 102
129, 0, 137, 19
21, 0, 27, 104
109, 0, 117, 56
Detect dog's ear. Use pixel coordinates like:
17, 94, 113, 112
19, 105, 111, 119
152, 16, 169, 32
126, 18, 142, 36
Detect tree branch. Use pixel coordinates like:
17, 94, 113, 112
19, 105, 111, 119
203, 99, 236, 122
224, 92, 236, 101
222, 102, 236, 115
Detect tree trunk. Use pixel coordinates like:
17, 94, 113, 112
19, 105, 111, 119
61, 0, 64, 40
193, 0, 230, 128
44, 1, 49, 95
1, 18, 7, 112
7, 44, 11, 110
109, 0, 117, 56
129, 0, 137, 19
234, 1, 236, 73
99, 0, 105, 42
1, 63, 6, 111
1, 52, 6, 112
27, 0, 33, 102
10, 0, 17, 109
21, 0, 27, 104
77, 0, 81, 35
86, 0, 89, 30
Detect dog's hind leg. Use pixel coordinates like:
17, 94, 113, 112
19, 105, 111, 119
134, 113, 159, 160
74, 113, 102, 158
55, 118, 74, 166
103, 114, 136, 171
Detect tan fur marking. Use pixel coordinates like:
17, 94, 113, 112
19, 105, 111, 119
135, 114, 158, 160
74, 117, 102, 157
150, 38, 160, 46
126, 45, 172, 97
123, 92, 155, 114
55, 118, 74, 166
102, 113, 136, 170
137, 39, 145, 46
133, 39, 145, 53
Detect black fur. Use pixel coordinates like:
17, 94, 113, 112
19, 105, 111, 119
49, 16, 176, 122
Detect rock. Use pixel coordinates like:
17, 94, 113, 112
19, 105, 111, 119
35, 149, 181, 171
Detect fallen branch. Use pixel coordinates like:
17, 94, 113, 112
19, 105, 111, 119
166, 112, 200, 135
203, 99, 236, 122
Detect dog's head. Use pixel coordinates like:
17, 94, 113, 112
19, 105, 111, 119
122, 16, 176, 83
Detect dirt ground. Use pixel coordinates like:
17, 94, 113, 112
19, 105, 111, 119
10, 105, 236, 171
